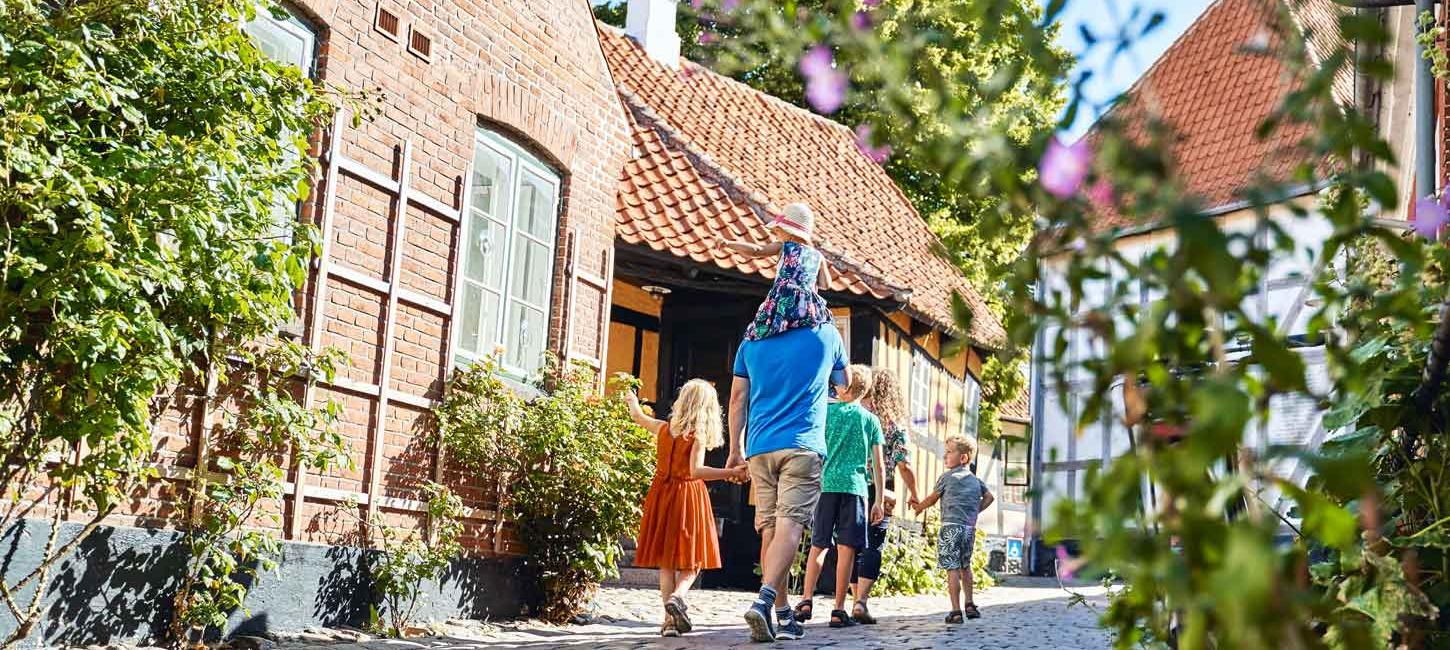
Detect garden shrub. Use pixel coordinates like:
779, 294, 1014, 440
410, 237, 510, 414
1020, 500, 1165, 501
435, 356, 654, 623
366, 482, 464, 638
877, 513, 994, 596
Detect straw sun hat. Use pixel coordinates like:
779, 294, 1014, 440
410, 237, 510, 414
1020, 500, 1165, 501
769, 202, 815, 243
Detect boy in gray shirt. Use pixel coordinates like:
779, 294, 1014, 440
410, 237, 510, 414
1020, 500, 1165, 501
914, 435, 993, 623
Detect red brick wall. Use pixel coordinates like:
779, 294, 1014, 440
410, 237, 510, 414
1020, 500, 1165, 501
100, 0, 629, 554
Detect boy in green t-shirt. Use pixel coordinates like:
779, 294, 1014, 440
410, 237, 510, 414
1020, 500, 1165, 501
793, 364, 885, 628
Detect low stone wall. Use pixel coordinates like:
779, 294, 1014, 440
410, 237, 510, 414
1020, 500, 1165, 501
0, 518, 525, 645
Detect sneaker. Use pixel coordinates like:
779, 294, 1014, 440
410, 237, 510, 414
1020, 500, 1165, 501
776, 617, 806, 640
666, 595, 693, 634
744, 600, 777, 642
661, 614, 680, 637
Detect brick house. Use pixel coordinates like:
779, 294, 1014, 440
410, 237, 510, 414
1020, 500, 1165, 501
10, 0, 1022, 640
16, 0, 631, 641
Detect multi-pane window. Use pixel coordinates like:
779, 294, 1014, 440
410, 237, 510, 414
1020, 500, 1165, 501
910, 352, 931, 430
454, 129, 561, 378
962, 372, 982, 439
242, 11, 317, 240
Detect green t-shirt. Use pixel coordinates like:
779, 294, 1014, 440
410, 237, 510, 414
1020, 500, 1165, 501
821, 401, 884, 497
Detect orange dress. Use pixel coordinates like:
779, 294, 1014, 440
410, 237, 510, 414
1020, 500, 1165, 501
634, 423, 721, 570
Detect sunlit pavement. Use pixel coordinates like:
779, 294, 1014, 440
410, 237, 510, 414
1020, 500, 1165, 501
276, 577, 1112, 650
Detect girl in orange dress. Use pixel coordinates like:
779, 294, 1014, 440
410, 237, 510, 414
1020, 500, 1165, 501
626, 379, 745, 638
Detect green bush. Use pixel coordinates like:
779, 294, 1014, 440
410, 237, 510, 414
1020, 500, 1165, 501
435, 356, 654, 623
877, 514, 995, 596
366, 482, 464, 638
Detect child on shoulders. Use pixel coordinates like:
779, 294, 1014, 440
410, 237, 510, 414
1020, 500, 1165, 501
715, 202, 834, 341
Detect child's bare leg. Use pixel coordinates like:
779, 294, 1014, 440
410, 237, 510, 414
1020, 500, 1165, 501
673, 569, 700, 599
659, 569, 677, 607
946, 569, 963, 612
800, 545, 828, 603
833, 545, 856, 612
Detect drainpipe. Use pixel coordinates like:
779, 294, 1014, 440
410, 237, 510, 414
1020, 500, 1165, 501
1416, 0, 1437, 218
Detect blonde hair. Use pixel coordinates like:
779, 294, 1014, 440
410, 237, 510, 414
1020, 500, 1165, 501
864, 367, 907, 428
669, 379, 724, 450
944, 435, 977, 461
843, 364, 873, 400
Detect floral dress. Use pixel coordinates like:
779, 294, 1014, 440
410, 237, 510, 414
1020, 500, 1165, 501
744, 241, 831, 340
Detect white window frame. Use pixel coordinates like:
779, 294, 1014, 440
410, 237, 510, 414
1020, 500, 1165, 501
243, 10, 317, 243
910, 351, 931, 430
962, 372, 982, 440
452, 128, 562, 378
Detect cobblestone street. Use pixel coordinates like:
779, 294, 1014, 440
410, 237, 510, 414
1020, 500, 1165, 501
272, 577, 1112, 650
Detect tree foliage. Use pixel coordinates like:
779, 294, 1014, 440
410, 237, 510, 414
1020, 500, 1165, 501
0, 0, 345, 643
710, 0, 1450, 646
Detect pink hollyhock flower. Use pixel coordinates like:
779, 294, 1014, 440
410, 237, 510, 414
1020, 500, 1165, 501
805, 69, 847, 113
850, 10, 873, 31
853, 124, 892, 163
799, 45, 834, 78
697, 31, 718, 45
1039, 136, 1092, 199
1415, 195, 1448, 240
690, 0, 703, 8
1056, 545, 1083, 580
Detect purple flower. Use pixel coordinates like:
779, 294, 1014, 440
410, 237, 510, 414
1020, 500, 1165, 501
697, 31, 718, 45
721, 0, 740, 10
1039, 136, 1092, 199
863, 0, 881, 5
853, 124, 892, 163
850, 10, 873, 31
1415, 195, 1448, 239
799, 45, 834, 78
806, 71, 847, 113
690, 0, 703, 8
1056, 545, 1079, 580
800, 46, 847, 113
934, 402, 947, 423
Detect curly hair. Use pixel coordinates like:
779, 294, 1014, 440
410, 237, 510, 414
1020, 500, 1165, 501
865, 366, 908, 429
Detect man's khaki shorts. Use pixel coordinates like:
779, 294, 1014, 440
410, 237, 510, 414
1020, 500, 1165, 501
748, 449, 823, 532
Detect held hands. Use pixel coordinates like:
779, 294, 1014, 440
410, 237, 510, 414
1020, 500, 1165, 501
908, 495, 921, 511
870, 503, 884, 526
725, 452, 749, 484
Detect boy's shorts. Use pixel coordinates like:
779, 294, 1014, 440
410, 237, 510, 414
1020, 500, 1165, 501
811, 492, 867, 550
938, 524, 976, 570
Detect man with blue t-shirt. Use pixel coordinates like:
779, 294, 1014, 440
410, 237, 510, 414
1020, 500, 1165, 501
727, 322, 847, 642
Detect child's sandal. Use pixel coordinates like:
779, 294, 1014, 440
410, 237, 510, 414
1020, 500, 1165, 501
829, 609, 857, 628
963, 603, 981, 619
944, 610, 964, 624
793, 599, 815, 621
851, 601, 877, 624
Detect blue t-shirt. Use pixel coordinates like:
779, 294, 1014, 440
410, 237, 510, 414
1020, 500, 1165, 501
732, 323, 848, 458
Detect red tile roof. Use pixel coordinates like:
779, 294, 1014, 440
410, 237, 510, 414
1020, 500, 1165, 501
599, 26, 1006, 348
1085, 0, 1326, 234
1000, 383, 1031, 423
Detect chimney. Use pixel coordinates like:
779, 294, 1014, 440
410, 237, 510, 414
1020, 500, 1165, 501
626, 0, 681, 68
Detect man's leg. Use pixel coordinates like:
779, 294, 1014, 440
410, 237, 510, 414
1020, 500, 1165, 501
833, 545, 856, 613
762, 516, 806, 605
